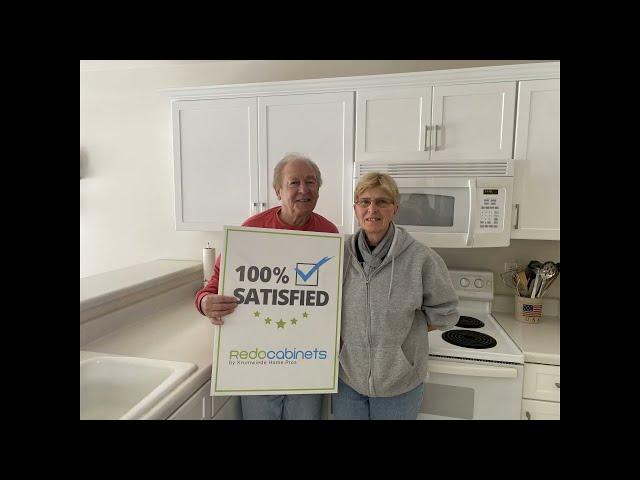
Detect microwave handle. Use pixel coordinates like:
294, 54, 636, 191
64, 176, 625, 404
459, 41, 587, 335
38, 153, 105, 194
466, 178, 477, 246
428, 360, 518, 378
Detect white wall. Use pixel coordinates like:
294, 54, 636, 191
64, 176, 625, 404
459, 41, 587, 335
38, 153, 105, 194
80, 59, 558, 298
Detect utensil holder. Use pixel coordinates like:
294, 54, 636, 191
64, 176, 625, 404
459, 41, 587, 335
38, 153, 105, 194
515, 296, 543, 324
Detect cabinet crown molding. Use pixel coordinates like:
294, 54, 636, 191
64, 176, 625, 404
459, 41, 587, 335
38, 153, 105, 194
162, 62, 560, 100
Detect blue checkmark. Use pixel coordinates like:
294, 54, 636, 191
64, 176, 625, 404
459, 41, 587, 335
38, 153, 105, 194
294, 256, 333, 282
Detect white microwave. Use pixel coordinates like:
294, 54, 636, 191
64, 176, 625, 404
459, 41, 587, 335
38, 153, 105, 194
354, 161, 513, 248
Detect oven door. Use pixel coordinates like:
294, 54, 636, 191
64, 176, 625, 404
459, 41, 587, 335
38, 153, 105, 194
418, 358, 524, 420
392, 176, 474, 248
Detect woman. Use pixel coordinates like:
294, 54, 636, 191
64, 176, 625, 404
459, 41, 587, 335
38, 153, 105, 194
333, 172, 459, 420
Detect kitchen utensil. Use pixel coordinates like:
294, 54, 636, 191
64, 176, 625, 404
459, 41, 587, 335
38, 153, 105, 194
526, 261, 542, 292
500, 270, 521, 296
539, 262, 560, 297
537, 261, 558, 298
513, 271, 526, 296
530, 267, 542, 298
517, 270, 529, 296
540, 274, 559, 297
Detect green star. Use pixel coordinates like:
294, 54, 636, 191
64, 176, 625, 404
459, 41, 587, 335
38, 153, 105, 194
254, 311, 260, 317
276, 319, 286, 329
264, 318, 272, 324
302, 312, 309, 318
290, 318, 298, 325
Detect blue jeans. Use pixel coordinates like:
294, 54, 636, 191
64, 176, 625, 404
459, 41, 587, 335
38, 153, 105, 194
240, 394, 323, 420
332, 379, 424, 420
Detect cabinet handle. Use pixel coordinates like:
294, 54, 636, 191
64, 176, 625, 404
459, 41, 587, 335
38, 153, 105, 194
424, 125, 430, 151
252, 201, 260, 214
434, 125, 439, 151
555, 382, 560, 389
525, 411, 531, 420
261, 202, 266, 212
513, 204, 520, 229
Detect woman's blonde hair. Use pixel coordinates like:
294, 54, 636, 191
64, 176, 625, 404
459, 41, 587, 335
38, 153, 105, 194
354, 172, 400, 204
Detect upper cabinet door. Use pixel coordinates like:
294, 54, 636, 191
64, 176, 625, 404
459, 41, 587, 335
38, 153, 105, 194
258, 92, 355, 233
355, 86, 432, 163
511, 79, 560, 240
431, 82, 516, 162
172, 98, 258, 230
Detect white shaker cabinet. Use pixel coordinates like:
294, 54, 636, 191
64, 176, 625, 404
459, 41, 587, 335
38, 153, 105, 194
258, 92, 354, 232
355, 82, 516, 163
355, 86, 432, 163
511, 79, 560, 240
172, 98, 259, 230
168, 380, 213, 420
167, 380, 242, 420
521, 363, 560, 420
172, 92, 354, 232
212, 396, 242, 420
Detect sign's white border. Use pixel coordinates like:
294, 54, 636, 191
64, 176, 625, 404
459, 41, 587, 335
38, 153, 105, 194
211, 226, 344, 395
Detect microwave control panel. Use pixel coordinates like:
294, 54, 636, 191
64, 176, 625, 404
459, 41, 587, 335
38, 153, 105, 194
477, 188, 504, 230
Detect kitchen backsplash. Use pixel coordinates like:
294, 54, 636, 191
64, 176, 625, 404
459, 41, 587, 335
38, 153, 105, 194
434, 239, 560, 299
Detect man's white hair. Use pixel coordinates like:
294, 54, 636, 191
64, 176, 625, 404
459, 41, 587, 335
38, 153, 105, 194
272, 153, 323, 191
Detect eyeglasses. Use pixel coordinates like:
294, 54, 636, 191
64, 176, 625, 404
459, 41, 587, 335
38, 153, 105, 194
354, 198, 395, 208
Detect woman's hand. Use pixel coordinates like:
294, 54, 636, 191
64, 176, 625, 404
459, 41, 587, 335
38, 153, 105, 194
201, 294, 239, 325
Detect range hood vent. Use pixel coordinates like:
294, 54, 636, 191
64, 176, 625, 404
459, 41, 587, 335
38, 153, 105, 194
356, 161, 512, 177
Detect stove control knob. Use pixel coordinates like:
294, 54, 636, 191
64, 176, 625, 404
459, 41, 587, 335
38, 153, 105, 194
474, 278, 485, 288
460, 278, 470, 287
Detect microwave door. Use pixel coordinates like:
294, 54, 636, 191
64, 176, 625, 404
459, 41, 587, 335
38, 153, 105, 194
394, 177, 471, 247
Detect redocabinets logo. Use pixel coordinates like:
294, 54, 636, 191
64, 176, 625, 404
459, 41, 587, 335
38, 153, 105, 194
230, 348, 328, 360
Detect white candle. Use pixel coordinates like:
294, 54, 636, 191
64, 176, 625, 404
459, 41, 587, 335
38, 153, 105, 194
203, 243, 216, 282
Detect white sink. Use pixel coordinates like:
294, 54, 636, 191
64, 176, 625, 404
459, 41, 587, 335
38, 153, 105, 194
80, 355, 197, 420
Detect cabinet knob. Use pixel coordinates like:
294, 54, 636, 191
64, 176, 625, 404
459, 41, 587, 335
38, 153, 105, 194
555, 382, 560, 389
525, 411, 531, 420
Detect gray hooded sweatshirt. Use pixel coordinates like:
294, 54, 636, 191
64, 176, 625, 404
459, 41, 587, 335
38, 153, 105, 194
339, 225, 459, 397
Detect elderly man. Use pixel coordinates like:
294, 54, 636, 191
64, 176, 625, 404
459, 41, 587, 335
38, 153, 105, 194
195, 153, 338, 420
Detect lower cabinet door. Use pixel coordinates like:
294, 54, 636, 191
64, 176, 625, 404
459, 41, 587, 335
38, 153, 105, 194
523, 363, 560, 402
168, 381, 211, 420
521, 399, 560, 420
212, 396, 242, 420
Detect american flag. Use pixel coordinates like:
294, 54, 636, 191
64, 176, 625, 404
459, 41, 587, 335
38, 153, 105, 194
522, 304, 542, 317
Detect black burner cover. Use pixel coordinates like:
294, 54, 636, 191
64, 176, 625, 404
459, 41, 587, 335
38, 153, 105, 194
442, 330, 497, 349
455, 316, 484, 328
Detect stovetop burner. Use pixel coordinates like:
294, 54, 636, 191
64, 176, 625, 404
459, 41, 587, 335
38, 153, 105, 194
455, 316, 484, 328
442, 330, 497, 349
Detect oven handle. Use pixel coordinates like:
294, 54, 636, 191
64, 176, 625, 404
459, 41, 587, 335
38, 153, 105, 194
466, 178, 477, 246
428, 360, 518, 378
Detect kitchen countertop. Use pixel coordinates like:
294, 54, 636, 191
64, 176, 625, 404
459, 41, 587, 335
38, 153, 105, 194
81, 259, 202, 312
80, 259, 226, 420
493, 312, 560, 366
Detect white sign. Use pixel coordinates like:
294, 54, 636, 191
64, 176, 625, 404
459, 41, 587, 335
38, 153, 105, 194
211, 226, 344, 396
